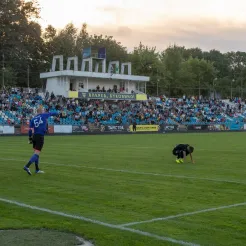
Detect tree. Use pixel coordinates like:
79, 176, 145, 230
129, 42, 162, 95
42, 23, 78, 71
0, 0, 43, 87
90, 34, 128, 64
0, 66, 17, 87
75, 23, 91, 55
42, 25, 57, 71
1, 2, 246, 97
43, 25, 57, 42
183, 48, 203, 60
160, 45, 184, 95
177, 59, 196, 95
181, 58, 216, 97
203, 49, 230, 79
55, 23, 78, 58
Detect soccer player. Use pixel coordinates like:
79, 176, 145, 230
23, 107, 58, 175
172, 144, 194, 164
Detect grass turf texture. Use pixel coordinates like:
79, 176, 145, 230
0, 132, 245, 246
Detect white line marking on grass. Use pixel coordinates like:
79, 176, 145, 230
0, 157, 245, 185
1, 144, 245, 173
119, 202, 246, 227
76, 236, 94, 246
0, 198, 199, 246
0, 141, 164, 150
1, 148, 244, 174
1, 141, 245, 152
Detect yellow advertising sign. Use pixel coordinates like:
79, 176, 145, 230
68, 91, 79, 98
129, 125, 159, 132
136, 94, 147, 101
68, 91, 147, 100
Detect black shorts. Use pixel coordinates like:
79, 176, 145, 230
172, 149, 177, 155
172, 148, 184, 157
33, 134, 44, 151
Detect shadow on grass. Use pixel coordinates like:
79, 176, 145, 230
0, 229, 94, 246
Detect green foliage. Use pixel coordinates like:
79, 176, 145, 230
0, 0, 43, 87
42, 23, 128, 72
129, 43, 162, 94
0, 66, 17, 87
1, 1, 246, 97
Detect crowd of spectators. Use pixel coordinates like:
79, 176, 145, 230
88, 85, 135, 94
0, 88, 245, 126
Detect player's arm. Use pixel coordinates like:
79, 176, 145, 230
49, 112, 59, 116
42, 112, 59, 119
190, 153, 195, 163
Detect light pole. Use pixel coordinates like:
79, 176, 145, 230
2, 54, 4, 89
198, 78, 201, 98
157, 80, 159, 96
213, 78, 217, 99
241, 77, 243, 99
27, 64, 30, 89
156, 79, 160, 97
231, 79, 234, 99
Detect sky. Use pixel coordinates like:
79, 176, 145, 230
38, 0, 246, 52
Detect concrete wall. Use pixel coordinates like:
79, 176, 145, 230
70, 78, 139, 93
46, 76, 146, 96
86, 78, 135, 92
46, 77, 69, 97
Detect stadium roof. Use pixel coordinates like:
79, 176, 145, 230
40, 70, 150, 82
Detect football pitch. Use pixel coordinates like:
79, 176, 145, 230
0, 132, 245, 246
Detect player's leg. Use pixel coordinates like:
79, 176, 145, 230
23, 135, 37, 175
34, 135, 44, 174
23, 135, 43, 175
178, 151, 184, 163
176, 150, 184, 163
173, 148, 180, 163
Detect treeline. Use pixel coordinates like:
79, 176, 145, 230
1, 0, 246, 97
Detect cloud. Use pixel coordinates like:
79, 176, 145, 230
88, 17, 246, 52
116, 26, 132, 36
97, 6, 123, 12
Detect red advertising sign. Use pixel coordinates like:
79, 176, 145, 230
21, 125, 54, 134
21, 125, 29, 134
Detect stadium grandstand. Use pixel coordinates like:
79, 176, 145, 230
0, 87, 245, 130
40, 47, 149, 98
0, 49, 245, 131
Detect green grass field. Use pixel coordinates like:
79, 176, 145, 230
0, 132, 246, 246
